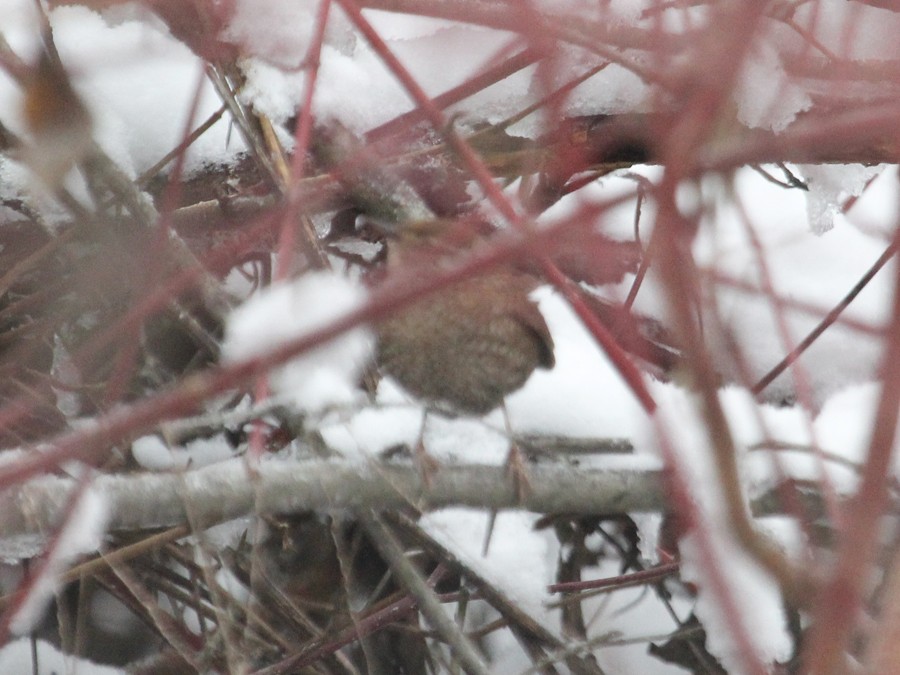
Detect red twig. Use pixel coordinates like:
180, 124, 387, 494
549, 562, 680, 594
800, 206, 900, 675
753, 242, 897, 395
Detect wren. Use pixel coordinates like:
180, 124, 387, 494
375, 270, 555, 416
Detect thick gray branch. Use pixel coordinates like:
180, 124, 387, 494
3, 459, 664, 538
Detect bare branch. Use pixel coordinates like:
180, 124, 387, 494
3, 459, 665, 539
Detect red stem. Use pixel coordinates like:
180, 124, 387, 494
800, 213, 900, 674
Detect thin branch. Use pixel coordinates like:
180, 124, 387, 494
753, 241, 897, 395
360, 512, 492, 675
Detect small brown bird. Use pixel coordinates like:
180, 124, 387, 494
370, 220, 553, 513
375, 268, 555, 417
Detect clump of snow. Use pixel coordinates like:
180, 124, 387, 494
224, 0, 899, 140
321, 404, 424, 460
321, 399, 511, 464
734, 39, 812, 132
796, 164, 887, 235
421, 508, 555, 620
11, 484, 109, 635
238, 22, 516, 132
233, 58, 303, 127
131, 433, 235, 471
421, 415, 510, 464
224, 3, 323, 70
232, 3, 655, 137
238, 46, 398, 130
223, 272, 373, 413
